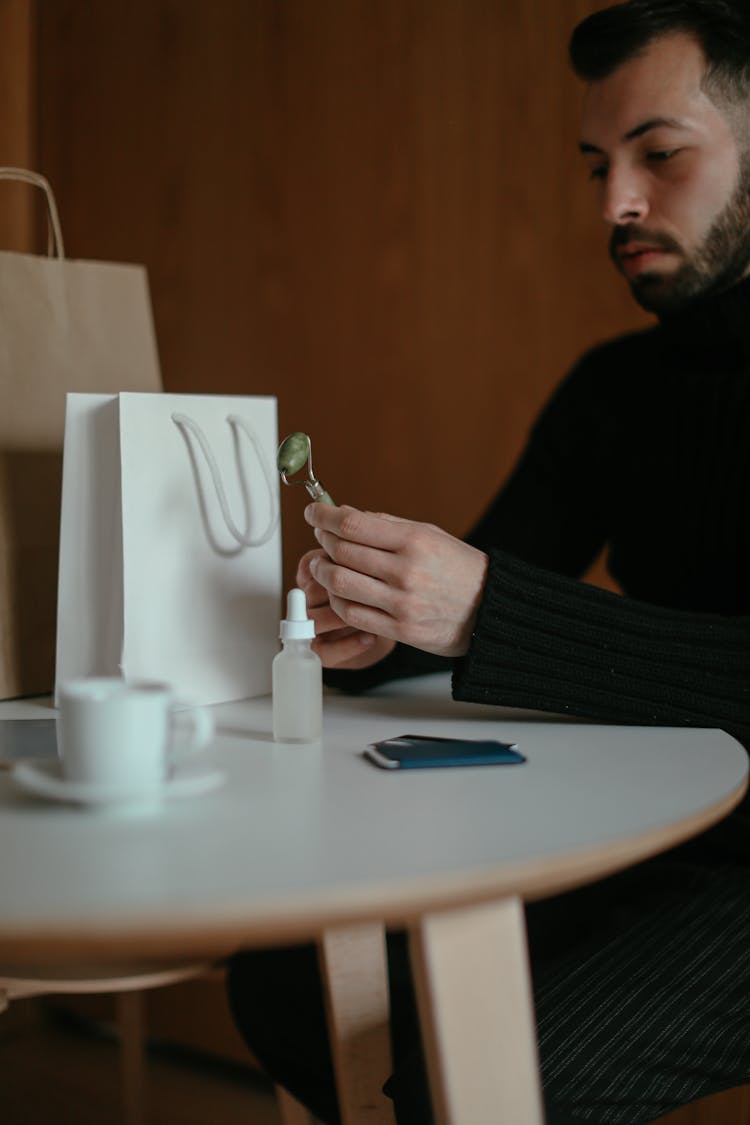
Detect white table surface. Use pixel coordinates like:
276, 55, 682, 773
0, 673, 746, 962
2, 674, 747, 1125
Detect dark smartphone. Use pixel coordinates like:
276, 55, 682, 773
363, 733, 525, 770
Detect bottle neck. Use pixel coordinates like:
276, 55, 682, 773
281, 638, 313, 651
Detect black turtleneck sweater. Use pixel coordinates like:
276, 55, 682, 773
330, 276, 750, 759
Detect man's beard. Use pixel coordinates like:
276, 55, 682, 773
609, 152, 750, 315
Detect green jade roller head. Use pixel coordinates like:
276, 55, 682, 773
277, 432, 335, 505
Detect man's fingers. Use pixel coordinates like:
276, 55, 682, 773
296, 549, 331, 606
300, 503, 487, 660
314, 529, 405, 586
313, 630, 389, 670
308, 603, 349, 635
327, 592, 398, 640
295, 572, 327, 604
304, 504, 407, 552
309, 554, 394, 615
369, 511, 410, 523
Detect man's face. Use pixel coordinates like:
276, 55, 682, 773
580, 31, 750, 314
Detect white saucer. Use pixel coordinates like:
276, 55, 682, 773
11, 760, 226, 807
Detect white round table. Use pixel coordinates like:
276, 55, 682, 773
0, 675, 746, 1125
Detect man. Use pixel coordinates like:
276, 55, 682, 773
229, 3, 750, 1122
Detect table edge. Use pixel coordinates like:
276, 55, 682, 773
0, 770, 745, 965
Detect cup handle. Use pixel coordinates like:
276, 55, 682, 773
167, 699, 214, 764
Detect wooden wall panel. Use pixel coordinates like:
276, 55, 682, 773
0, 0, 35, 250
21, 6, 750, 1104
35, 0, 648, 589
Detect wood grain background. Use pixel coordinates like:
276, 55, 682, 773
2, 9, 748, 1118
2, 0, 649, 590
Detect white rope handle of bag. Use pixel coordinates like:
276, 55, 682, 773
171, 412, 280, 549
0, 167, 65, 258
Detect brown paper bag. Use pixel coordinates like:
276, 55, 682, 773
0, 168, 162, 699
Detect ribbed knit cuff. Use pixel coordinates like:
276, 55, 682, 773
453, 549, 750, 746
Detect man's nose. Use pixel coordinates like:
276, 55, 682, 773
600, 167, 649, 225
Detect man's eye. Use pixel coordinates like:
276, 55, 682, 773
647, 149, 680, 162
589, 166, 608, 181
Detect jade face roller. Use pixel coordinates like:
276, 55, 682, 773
277, 432, 334, 505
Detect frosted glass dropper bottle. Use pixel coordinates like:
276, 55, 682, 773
272, 588, 322, 742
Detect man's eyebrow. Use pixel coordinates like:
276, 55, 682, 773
579, 117, 690, 155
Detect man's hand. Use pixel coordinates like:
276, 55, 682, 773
302, 504, 489, 659
296, 548, 397, 669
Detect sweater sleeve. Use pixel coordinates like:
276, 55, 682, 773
327, 333, 750, 750
453, 548, 750, 747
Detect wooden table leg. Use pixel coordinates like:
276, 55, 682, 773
317, 924, 397, 1125
116, 991, 147, 1125
408, 897, 544, 1125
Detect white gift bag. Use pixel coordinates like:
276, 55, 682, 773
55, 392, 282, 705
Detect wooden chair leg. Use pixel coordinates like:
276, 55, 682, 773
317, 923, 396, 1125
0, 966, 208, 1125
116, 991, 147, 1125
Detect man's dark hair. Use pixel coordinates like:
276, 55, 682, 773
570, 1, 750, 107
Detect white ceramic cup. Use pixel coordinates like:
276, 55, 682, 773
56, 678, 214, 795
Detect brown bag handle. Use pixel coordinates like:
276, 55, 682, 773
0, 167, 65, 258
